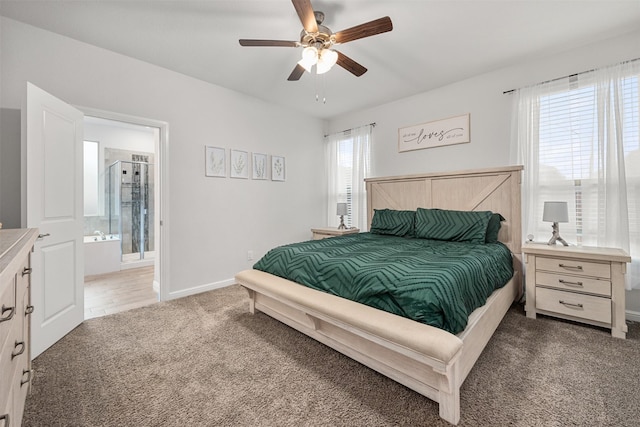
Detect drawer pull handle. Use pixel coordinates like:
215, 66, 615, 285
558, 279, 583, 287
22, 267, 32, 276
11, 341, 25, 359
0, 305, 15, 322
25, 305, 35, 315
0, 413, 9, 426
37, 233, 50, 239
559, 300, 584, 309
20, 369, 32, 386
558, 263, 583, 271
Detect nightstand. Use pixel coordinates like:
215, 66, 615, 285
523, 242, 631, 339
311, 227, 360, 240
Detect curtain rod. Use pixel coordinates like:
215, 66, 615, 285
324, 122, 376, 138
502, 57, 640, 95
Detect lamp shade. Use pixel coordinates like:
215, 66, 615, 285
297, 46, 318, 73
316, 49, 338, 74
543, 201, 568, 223
336, 203, 348, 216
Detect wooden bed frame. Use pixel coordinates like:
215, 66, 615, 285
235, 165, 523, 425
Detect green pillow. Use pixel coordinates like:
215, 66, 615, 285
486, 213, 506, 243
370, 209, 415, 237
415, 208, 492, 243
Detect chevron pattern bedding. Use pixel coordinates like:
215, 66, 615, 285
253, 233, 514, 334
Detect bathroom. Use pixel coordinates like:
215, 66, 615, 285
83, 116, 159, 316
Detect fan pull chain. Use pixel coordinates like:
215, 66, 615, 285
314, 73, 327, 104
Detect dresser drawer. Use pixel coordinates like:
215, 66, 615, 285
536, 272, 611, 297
536, 287, 611, 324
536, 256, 610, 279
0, 310, 21, 416
0, 275, 16, 350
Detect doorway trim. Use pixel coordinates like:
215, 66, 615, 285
78, 106, 170, 301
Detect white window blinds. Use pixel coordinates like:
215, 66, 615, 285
326, 125, 371, 230
513, 59, 640, 289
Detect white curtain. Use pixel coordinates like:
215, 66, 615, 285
511, 59, 640, 289
325, 125, 371, 230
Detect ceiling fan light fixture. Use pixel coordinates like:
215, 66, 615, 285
301, 46, 318, 62
298, 46, 319, 73
316, 48, 338, 74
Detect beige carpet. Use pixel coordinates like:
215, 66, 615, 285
23, 284, 640, 426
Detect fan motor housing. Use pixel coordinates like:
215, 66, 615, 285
299, 24, 334, 48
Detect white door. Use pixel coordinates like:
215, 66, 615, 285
25, 83, 84, 358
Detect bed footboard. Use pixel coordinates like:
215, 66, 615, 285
235, 269, 465, 425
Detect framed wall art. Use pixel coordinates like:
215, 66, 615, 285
398, 113, 470, 152
230, 149, 249, 179
205, 146, 226, 177
252, 153, 268, 180
271, 155, 285, 181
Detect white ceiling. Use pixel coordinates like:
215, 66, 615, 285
2, 1, 639, 120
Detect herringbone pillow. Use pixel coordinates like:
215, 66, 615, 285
370, 209, 415, 237
415, 208, 492, 243
485, 213, 506, 243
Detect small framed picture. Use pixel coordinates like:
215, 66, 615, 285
230, 149, 249, 179
271, 155, 285, 181
252, 153, 268, 180
205, 146, 226, 177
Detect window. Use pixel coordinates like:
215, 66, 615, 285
83, 140, 100, 216
538, 75, 639, 245
325, 125, 372, 229
513, 59, 640, 289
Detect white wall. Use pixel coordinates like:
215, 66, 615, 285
328, 30, 640, 178
0, 17, 326, 299
326, 29, 640, 315
84, 119, 156, 154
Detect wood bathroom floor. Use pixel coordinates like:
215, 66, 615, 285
84, 266, 158, 319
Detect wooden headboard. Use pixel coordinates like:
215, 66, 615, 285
365, 166, 524, 290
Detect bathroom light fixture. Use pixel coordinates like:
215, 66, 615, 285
543, 201, 569, 246
337, 203, 348, 230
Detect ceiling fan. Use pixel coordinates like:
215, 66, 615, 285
239, 0, 393, 81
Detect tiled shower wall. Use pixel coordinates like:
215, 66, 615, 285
84, 148, 155, 257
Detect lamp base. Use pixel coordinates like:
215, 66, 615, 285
338, 215, 346, 230
547, 222, 569, 246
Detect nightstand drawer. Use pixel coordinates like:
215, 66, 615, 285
536, 287, 611, 324
536, 256, 610, 279
536, 272, 611, 297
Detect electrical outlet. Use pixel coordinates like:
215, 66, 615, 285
247, 250, 254, 261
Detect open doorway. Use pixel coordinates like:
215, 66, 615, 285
82, 115, 162, 319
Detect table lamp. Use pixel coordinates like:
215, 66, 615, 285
337, 203, 348, 230
543, 201, 569, 246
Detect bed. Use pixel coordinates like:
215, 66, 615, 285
235, 165, 523, 425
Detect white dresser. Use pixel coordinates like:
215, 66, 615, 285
0, 228, 38, 426
523, 242, 631, 339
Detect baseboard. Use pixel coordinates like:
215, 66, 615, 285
166, 278, 235, 300
626, 309, 640, 323
121, 259, 154, 270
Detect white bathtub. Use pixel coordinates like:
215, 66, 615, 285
84, 235, 121, 276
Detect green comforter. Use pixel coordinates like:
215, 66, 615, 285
253, 233, 514, 334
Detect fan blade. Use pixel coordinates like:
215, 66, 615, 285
336, 51, 367, 77
287, 64, 306, 81
239, 39, 299, 47
292, 0, 318, 33
333, 16, 393, 44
